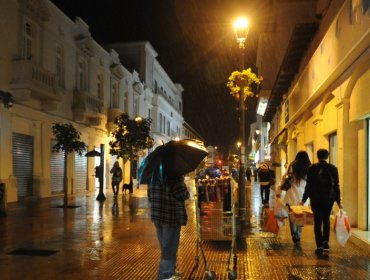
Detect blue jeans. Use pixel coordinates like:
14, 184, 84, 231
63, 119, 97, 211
154, 223, 181, 280
288, 214, 302, 241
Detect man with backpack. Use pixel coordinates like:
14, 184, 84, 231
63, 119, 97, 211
258, 163, 275, 208
301, 149, 342, 254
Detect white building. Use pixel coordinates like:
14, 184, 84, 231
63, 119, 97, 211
104, 42, 185, 149
0, 0, 196, 202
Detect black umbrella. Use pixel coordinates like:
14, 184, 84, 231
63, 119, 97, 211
138, 139, 208, 184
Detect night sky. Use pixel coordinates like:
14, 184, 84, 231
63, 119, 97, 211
51, 0, 264, 153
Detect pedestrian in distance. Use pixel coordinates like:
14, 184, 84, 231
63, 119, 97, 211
246, 165, 252, 184
110, 161, 123, 196
258, 163, 275, 208
301, 149, 342, 255
147, 165, 189, 280
277, 151, 311, 245
253, 166, 258, 182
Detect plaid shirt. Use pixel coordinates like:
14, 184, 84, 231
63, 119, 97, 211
148, 177, 189, 226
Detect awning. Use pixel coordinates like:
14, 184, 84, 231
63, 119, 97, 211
269, 129, 287, 145
263, 23, 318, 122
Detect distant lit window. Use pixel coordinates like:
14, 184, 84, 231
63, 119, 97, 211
78, 59, 88, 91
329, 133, 337, 166
23, 21, 34, 60
163, 116, 166, 134
97, 74, 104, 99
159, 113, 162, 132
56, 44, 65, 87
124, 91, 128, 112
111, 80, 119, 107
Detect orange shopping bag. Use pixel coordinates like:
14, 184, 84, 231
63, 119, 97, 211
265, 209, 279, 234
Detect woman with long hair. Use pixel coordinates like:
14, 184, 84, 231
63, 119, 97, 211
277, 151, 311, 244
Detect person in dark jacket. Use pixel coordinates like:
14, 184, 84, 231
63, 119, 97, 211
258, 163, 275, 207
148, 165, 189, 280
110, 161, 123, 196
301, 149, 342, 255
246, 165, 252, 183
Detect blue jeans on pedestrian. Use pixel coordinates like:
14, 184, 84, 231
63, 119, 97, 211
288, 214, 302, 242
154, 222, 181, 280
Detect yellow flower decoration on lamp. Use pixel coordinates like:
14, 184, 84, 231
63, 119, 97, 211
226, 68, 262, 99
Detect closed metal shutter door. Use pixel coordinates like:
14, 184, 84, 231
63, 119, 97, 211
12, 133, 33, 197
50, 141, 65, 194
75, 153, 87, 193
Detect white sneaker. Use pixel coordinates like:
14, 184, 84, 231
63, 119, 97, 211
162, 275, 182, 280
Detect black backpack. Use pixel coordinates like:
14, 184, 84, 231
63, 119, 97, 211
114, 167, 122, 177
317, 165, 335, 198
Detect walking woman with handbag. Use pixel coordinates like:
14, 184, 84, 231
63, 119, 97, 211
276, 151, 311, 245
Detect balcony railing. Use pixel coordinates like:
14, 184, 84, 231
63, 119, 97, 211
11, 60, 60, 106
72, 89, 104, 124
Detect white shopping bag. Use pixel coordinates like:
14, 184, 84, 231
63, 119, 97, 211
334, 210, 351, 246
274, 198, 289, 219
274, 198, 288, 227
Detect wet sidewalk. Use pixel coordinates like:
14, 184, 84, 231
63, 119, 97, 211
0, 182, 369, 280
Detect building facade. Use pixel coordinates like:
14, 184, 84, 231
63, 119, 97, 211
0, 0, 197, 203
104, 42, 185, 149
257, 0, 370, 235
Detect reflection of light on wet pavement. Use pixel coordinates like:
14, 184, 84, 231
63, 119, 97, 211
1, 181, 369, 279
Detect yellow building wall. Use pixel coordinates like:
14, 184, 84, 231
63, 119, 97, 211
322, 97, 338, 136
304, 116, 315, 145
349, 68, 370, 122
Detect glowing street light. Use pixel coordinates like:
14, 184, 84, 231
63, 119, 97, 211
135, 116, 143, 122
233, 17, 250, 49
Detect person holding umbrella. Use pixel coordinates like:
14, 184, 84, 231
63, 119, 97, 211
139, 139, 208, 280
148, 167, 189, 280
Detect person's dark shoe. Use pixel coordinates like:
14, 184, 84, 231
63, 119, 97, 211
315, 247, 323, 255
323, 241, 330, 252
293, 237, 300, 244
264, 203, 269, 208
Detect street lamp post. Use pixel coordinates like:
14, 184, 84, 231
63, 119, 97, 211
233, 17, 250, 226
85, 144, 106, 202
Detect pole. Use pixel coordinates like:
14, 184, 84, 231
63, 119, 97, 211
238, 47, 246, 231
96, 143, 106, 201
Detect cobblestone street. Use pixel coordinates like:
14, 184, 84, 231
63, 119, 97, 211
0, 181, 369, 279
